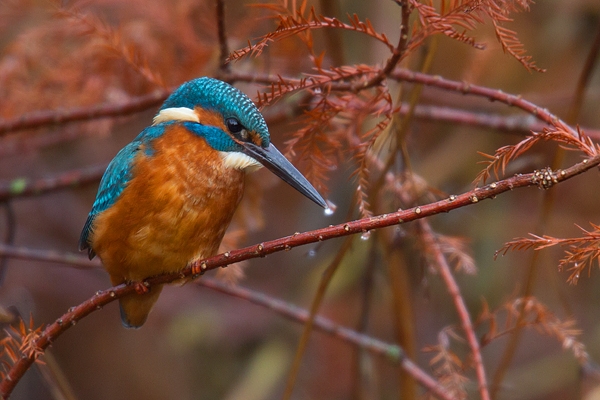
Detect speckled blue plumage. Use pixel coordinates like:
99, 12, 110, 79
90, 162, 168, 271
79, 77, 270, 257
79, 123, 166, 257
161, 77, 269, 145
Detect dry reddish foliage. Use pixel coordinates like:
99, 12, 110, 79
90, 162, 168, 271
1, 1, 600, 399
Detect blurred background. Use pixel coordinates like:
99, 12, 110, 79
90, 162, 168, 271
1, 0, 600, 399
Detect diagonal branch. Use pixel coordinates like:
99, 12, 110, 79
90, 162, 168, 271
0, 244, 451, 400
419, 221, 490, 400
197, 278, 452, 400
1, 153, 599, 398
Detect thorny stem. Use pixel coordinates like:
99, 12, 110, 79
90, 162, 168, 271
1, 154, 599, 398
419, 221, 490, 400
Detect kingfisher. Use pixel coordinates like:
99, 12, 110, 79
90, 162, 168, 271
79, 77, 326, 328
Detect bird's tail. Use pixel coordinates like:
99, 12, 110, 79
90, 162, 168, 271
118, 285, 163, 329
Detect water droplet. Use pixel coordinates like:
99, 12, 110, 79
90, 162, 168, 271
318, 235, 324, 241
71, 320, 77, 326
343, 224, 350, 232
307, 249, 317, 257
224, 252, 230, 258
201, 262, 208, 270
360, 231, 371, 241
57, 319, 63, 326
324, 200, 337, 216
109, 291, 115, 297
415, 207, 421, 215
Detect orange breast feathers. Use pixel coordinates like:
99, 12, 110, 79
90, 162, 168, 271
90, 124, 245, 284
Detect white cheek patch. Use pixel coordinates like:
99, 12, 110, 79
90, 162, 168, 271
219, 151, 263, 172
153, 107, 200, 125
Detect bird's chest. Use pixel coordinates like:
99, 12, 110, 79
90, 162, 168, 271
92, 129, 245, 279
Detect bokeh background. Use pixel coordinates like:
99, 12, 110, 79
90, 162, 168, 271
1, 0, 600, 399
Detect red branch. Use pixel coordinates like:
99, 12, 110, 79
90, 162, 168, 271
0, 245, 451, 400
419, 221, 490, 400
390, 69, 577, 136
1, 153, 598, 398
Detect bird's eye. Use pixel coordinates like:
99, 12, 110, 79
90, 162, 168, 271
226, 117, 243, 133
226, 117, 249, 141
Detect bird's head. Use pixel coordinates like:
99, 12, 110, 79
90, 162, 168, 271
152, 77, 326, 208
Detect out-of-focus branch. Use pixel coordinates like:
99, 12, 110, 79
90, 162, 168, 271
567, 23, 600, 123
419, 221, 490, 400
197, 278, 452, 400
215, 0, 230, 72
399, 104, 600, 139
1, 153, 599, 398
389, 69, 578, 137
0, 204, 16, 284
0, 164, 107, 202
0, 243, 100, 270
3, 69, 592, 146
0, 91, 169, 136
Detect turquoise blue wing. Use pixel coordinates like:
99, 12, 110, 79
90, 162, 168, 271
79, 141, 141, 259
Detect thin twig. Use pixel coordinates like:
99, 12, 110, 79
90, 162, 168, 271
389, 69, 578, 137
282, 236, 354, 399
567, 23, 600, 123
0, 91, 169, 136
419, 221, 490, 400
359, 0, 412, 89
0, 243, 100, 270
0, 164, 107, 202
0, 203, 16, 284
215, 0, 230, 72
198, 278, 452, 400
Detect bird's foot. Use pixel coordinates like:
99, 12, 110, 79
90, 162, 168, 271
133, 281, 150, 295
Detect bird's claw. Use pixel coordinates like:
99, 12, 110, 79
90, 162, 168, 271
133, 281, 150, 295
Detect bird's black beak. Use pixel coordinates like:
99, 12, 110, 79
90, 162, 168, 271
242, 142, 327, 208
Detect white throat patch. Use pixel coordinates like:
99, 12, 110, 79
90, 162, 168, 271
219, 152, 263, 172
153, 107, 200, 125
